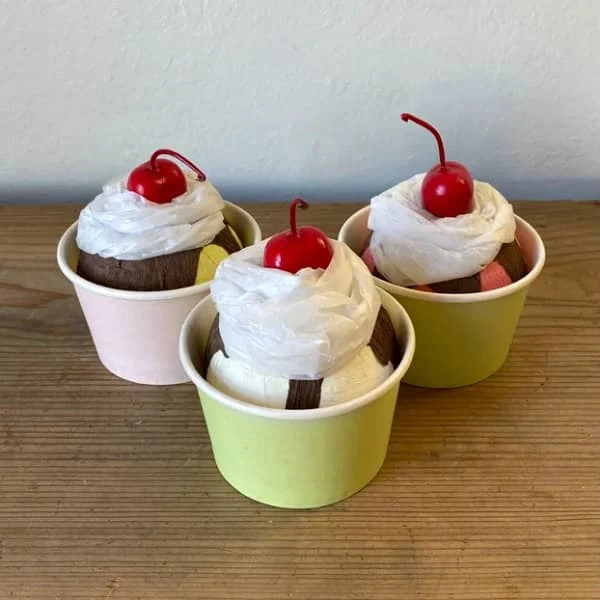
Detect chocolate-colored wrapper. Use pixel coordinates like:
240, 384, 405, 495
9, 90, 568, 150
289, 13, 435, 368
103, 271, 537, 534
77, 222, 242, 292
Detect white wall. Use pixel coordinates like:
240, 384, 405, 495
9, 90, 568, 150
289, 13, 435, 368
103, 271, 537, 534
1, 0, 599, 203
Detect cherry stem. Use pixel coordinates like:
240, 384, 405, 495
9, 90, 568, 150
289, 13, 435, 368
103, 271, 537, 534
401, 113, 447, 170
149, 149, 207, 181
289, 198, 308, 236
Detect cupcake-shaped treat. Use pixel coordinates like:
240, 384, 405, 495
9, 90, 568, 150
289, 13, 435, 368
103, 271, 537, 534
205, 199, 399, 409
362, 114, 528, 293
76, 149, 242, 291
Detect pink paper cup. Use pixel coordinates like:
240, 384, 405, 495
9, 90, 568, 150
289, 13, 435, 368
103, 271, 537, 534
56, 201, 262, 385
338, 207, 546, 388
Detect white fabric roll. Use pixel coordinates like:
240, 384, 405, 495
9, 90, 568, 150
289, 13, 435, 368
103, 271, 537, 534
210, 240, 381, 380
207, 346, 392, 409
368, 173, 516, 286
76, 171, 225, 260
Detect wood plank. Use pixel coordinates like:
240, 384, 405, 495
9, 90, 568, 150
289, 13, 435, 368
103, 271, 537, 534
1, 201, 599, 599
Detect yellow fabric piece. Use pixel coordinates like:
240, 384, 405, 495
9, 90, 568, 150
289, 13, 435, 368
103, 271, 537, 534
195, 244, 229, 284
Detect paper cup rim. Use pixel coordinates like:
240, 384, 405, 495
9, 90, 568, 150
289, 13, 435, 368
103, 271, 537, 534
179, 288, 416, 422
56, 200, 262, 302
338, 207, 546, 304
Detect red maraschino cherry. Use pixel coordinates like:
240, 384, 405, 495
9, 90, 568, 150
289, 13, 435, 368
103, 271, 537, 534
263, 198, 334, 274
127, 149, 207, 204
401, 113, 474, 218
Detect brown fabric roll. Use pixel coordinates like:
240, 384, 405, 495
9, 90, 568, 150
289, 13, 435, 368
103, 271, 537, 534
203, 314, 228, 377
76, 221, 242, 292
428, 271, 482, 294
368, 306, 398, 367
286, 379, 323, 410
212, 225, 243, 255
77, 246, 201, 292
494, 240, 528, 282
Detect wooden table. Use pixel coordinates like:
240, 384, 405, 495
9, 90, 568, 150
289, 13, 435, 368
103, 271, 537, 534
1, 202, 599, 599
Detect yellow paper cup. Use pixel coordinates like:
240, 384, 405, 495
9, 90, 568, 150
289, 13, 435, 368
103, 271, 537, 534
339, 207, 545, 388
57, 201, 261, 386
179, 289, 416, 509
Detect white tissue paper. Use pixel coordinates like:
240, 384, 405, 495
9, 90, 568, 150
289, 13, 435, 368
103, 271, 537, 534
76, 171, 226, 260
210, 240, 381, 380
368, 173, 516, 286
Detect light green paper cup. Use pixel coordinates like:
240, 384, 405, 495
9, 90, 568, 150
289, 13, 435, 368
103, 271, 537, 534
338, 208, 546, 388
179, 289, 416, 509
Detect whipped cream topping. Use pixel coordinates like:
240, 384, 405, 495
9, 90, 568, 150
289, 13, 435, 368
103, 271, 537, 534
210, 240, 381, 380
368, 173, 516, 286
76, 171, 226, 260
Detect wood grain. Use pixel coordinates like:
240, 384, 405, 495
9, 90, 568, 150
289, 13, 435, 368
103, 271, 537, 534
1, 202, 599, 600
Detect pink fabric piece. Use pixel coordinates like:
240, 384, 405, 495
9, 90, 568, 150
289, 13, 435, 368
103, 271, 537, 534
361, 247, 376, 273
479, 261, 512, 291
